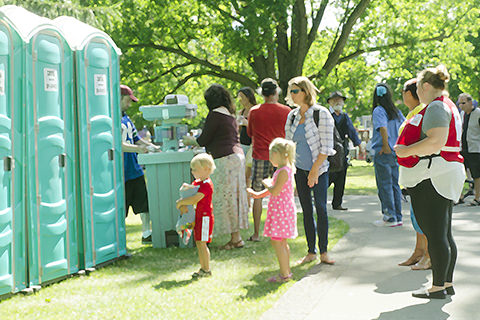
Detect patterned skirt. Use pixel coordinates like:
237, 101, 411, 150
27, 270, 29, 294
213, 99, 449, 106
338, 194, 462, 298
210, 152, 249, 235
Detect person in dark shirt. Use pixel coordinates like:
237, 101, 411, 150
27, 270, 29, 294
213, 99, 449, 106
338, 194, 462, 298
237, 87, 257, 194
327, 91, 361, 210
183, 84, 249, 249
458, 93, 480, 205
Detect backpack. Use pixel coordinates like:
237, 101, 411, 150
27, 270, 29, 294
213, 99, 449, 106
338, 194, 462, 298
291, 109, 345, 172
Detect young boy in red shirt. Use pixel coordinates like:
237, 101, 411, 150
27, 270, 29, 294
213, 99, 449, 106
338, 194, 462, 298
176, 153, 216, 278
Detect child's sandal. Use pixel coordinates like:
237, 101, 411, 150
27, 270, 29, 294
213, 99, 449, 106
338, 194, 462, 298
192, 269, 212, 278
267, 273, 293, 283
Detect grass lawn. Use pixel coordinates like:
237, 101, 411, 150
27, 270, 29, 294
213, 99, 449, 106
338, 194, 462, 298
1, 161, 376, 319
334, 159, 376, 196
0, 210, 348, 320
342, 159, 472, 196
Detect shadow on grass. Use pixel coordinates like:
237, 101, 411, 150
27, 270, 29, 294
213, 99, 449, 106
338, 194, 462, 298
114, 211, 349, 291
154, 278, 195, 290
238, 260, 313, 300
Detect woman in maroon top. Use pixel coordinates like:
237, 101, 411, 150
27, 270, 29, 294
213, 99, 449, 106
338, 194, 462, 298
184, 84, 249, 249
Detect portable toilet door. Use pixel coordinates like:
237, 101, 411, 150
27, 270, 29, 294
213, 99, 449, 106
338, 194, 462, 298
54, 17, 126, 268
0, 8, 26, 296
4, 7, 80, 285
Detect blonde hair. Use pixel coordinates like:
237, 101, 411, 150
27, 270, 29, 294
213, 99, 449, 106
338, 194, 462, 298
418, 64, 450, 90
191, 153, 216, 174
269, 138, 296, 167
286, 76, 319, 107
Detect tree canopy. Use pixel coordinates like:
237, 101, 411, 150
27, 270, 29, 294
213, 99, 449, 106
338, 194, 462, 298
3, 0, 480, 127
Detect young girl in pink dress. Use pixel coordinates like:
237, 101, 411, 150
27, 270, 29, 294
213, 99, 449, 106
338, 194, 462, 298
248, 138, 298, 282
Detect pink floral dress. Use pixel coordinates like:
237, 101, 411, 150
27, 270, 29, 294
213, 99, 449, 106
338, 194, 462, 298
263, 166, 298, 239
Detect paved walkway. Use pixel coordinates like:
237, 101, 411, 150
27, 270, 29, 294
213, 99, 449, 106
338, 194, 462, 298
262, 195, 480, 320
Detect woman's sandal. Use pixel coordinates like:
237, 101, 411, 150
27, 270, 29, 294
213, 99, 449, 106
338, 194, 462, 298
398, 253, 423, 266
320, 253, 335, 265
296, 254, 317, 265
247, 235, 261, 242
220, 240, 245, 250
267, 273, 293, 283
469, 199, 480, 206
411, 256, 431, 270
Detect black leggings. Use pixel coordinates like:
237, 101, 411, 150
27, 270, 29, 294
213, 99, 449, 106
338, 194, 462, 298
407, 179, 457, 286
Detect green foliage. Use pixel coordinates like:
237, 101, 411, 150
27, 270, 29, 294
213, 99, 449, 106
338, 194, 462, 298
0, 0, 121, 28
3, 0, 480, 125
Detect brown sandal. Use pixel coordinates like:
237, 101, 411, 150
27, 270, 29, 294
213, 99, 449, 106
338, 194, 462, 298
296, 254, 317, 265
398, 253, 423, 266
411, 256, 431, 270
220, 240, 245, 250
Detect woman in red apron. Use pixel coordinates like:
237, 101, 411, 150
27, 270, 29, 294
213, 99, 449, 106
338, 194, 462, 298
394, 65, 465, 299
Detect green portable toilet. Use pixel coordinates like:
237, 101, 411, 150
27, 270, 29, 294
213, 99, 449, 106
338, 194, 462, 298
54, 16, 126, 268
0, 6, 27, 296
1, 6, 79, 285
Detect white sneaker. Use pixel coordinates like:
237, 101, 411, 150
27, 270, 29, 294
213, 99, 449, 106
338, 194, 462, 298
373, 219, 401, 227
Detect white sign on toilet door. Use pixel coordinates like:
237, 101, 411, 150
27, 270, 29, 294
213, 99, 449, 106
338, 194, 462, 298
44, 68, 58, 92
0, 69, 5, 96
94, 74, 107, 96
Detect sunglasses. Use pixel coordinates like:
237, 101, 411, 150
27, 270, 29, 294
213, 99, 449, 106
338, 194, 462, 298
290, 89, 302, 94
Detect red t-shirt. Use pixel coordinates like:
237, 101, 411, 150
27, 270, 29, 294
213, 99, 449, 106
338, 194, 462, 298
247, 103, 291, 160
193, 178, 214, 217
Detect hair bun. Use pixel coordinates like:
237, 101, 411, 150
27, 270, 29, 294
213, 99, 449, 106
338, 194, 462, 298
435, 65, 450, 82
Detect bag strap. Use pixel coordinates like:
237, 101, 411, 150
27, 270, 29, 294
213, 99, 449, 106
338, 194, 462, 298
291, 109, 320, 127
313, 110, 319, 127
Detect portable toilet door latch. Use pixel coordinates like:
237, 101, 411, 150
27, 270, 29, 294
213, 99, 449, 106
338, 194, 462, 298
3, 156, 12, 171
58, 153, 66, 167
108, 148, 114, 161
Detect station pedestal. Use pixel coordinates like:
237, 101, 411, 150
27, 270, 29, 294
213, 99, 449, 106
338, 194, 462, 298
138, 151, 194, 248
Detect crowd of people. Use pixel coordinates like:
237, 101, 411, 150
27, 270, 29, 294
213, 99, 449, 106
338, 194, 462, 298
120, 63, 476, 297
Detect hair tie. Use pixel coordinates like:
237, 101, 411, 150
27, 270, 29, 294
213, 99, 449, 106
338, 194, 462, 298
376, 86, 387, 97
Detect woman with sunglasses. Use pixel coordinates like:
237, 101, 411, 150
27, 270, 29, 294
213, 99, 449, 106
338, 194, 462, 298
284, 76, 336, 265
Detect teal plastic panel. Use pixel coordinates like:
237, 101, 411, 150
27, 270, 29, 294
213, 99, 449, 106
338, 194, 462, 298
0, 21, 25, 296
26, 30, 78, 285
138, 151, 193, 248
111, 50, 126, 259
74, 38, 126, 267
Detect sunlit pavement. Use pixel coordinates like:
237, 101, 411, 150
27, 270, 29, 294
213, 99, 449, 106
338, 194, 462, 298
262, 195, 480, 320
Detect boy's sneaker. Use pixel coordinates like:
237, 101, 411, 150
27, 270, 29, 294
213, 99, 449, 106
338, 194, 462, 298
192, 269, 212, 279
141, 235, 152, 244
373, 219, 401, 227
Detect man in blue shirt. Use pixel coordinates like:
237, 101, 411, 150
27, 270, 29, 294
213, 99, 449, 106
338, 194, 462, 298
121, 84, 160, 244
327, 91, 361, 210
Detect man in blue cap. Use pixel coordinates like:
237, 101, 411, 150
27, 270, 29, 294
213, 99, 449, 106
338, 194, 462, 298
120, 84, 160, 244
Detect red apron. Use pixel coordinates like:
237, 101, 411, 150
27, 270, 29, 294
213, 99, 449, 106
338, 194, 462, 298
396, 96, 463, 168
